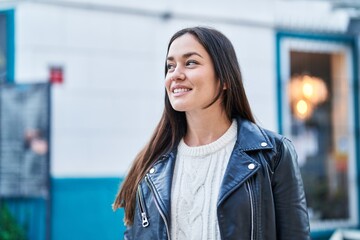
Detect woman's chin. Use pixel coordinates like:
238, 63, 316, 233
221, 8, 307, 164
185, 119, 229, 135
170, 104, 190, 112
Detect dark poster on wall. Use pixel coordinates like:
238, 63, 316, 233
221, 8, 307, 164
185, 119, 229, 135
0, 83, 50, 197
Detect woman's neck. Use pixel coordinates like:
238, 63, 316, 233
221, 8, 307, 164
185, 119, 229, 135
184, 105, 231, 147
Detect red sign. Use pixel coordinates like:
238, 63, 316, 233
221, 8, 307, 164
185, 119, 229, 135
49, 67, 63, 84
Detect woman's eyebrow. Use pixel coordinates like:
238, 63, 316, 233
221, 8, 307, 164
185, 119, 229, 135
167, 52, 203, 61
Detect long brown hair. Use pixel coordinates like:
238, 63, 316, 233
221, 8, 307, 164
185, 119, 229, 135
113, 26, 255, 225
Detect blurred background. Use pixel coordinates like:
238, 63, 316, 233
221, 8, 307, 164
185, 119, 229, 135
0, 0, 360, 239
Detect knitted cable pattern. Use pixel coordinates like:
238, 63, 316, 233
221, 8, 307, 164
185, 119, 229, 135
170, 120, 237, 240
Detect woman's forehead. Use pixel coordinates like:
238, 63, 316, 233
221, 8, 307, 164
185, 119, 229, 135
167, 34, 207, 58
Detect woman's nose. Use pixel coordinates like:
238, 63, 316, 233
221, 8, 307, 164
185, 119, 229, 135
169, 66, 185, 81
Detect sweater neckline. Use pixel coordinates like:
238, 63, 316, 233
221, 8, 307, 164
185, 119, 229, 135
177, 119, 237, 157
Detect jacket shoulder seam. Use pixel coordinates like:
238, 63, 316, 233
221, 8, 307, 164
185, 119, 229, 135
273, 136, 288, 171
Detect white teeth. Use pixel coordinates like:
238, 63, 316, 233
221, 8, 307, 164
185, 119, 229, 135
173, 88, 190, 93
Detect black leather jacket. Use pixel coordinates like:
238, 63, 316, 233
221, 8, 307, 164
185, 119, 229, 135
124, 118, 311, 239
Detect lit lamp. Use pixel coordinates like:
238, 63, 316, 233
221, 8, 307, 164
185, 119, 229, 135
288, 74, 328, 120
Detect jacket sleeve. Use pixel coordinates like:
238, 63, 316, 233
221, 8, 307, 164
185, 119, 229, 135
272, 138, 311, 239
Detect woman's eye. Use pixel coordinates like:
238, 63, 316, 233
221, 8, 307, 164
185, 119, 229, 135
167, 63, 175, 71
186, 60, 197, 66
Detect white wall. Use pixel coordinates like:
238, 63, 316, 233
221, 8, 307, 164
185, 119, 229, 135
15, 2, 168, 176
8, 0, 348, 177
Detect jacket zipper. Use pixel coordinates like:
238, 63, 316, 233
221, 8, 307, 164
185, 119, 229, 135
145, 174, 171, 240
246, 181, 255, 240
137, 185, 149, 227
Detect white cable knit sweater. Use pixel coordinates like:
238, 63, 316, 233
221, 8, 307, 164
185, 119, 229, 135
170, 119, 237, 240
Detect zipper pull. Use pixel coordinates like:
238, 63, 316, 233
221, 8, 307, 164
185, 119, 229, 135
138, 184, 149, 228
141, 212, 149, 227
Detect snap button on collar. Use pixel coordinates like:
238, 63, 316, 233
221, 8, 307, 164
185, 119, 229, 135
149, 168, 155, 174
261, 142, 268, 147
248, 163, 255, 170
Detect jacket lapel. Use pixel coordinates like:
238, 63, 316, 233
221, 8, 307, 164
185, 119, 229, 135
217, 118, 273, 205
217, 150, 260, 205
146, 151, 176, 224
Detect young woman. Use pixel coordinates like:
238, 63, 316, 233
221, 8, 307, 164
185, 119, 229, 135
113, 26, 310, 240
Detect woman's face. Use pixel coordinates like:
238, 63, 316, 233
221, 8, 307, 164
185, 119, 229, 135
165, 33, 220, 114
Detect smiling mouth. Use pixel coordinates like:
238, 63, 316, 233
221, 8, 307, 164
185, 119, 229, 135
173, 88, 192, 93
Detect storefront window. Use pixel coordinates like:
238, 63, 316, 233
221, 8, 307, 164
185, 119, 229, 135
278, 36, 358, 230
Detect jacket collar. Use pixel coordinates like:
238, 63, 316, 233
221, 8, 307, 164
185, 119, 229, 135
216, 117, 274, 205
235, 117, 273, 151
